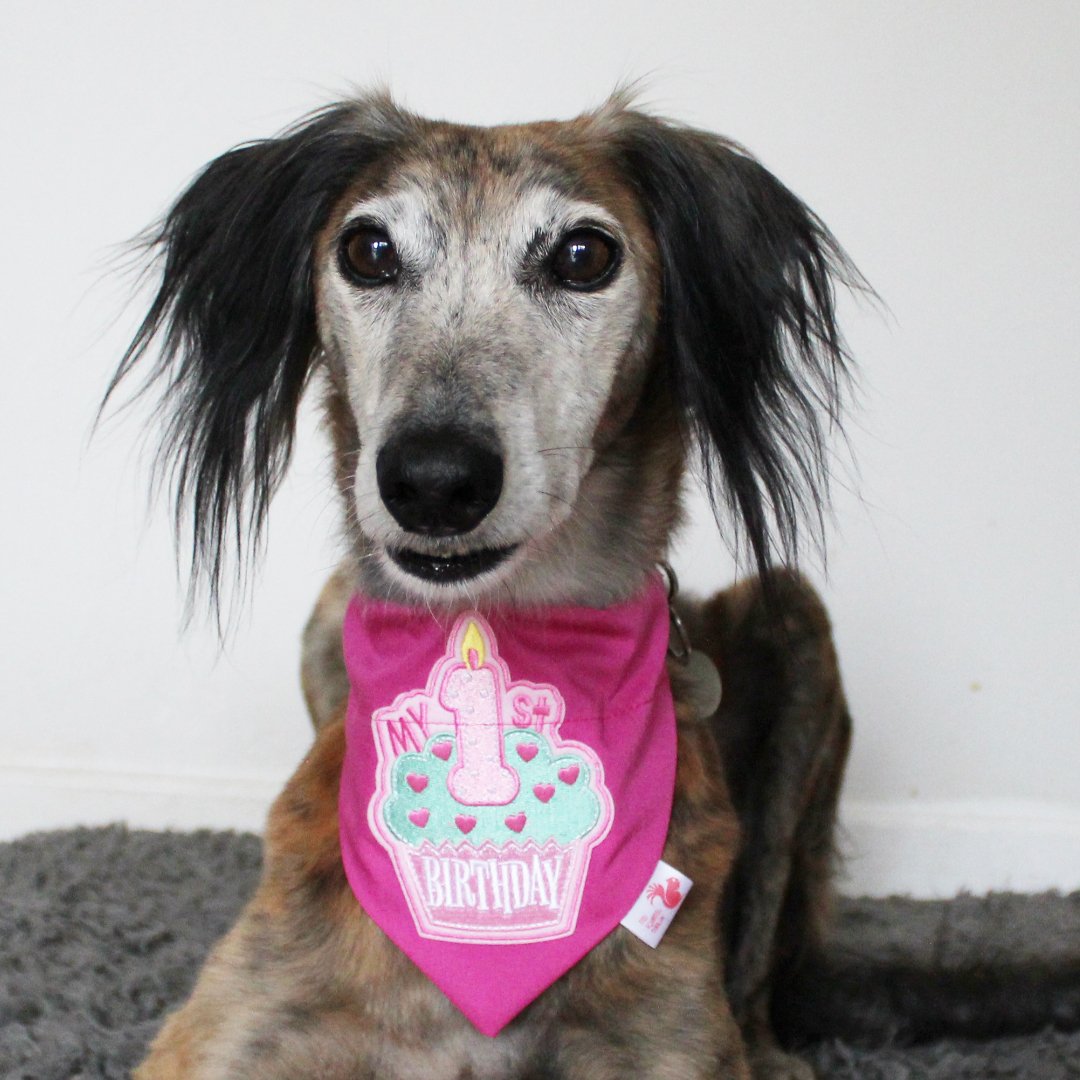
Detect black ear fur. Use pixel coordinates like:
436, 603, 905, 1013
105, 99, 405, 611
615, 116, 864, 576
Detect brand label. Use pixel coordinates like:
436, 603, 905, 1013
620, 859, 693, 948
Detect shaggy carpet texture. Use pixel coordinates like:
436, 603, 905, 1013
1, 826, 1078, 1079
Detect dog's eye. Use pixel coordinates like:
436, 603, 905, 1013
339, 225, 400, 286
550, 229, 620, 291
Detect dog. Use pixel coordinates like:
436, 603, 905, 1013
111, 90, 857, 1079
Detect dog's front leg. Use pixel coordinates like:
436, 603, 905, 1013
133, 734, 389, 1079
533, 712, 753, 1080
543, 951, 750, 1080
132, 913, 385, 1080
138, 718, 552, 1080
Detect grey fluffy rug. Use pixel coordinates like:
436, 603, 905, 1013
2, 826, 1078, 1079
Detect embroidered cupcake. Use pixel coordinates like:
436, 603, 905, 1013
366, 614, 614, 944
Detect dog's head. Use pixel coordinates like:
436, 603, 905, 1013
110, 92, 857, 610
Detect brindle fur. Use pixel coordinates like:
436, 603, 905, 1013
123, 93, 856, 1079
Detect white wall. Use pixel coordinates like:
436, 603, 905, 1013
2, 1, 1077, 897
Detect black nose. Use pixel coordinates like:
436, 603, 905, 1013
376, 427, 504, 536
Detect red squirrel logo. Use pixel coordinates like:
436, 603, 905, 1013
646, 876, 683, 909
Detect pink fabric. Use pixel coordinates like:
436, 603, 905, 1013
339, 575, 676, 1036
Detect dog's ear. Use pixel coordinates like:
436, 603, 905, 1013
613, 114, 864, 576
105, 97, 406, 611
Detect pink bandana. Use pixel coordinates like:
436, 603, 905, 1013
338, 575, 676, 1036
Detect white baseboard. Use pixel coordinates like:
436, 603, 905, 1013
0, 763, 282, 840
837, 798, 1080, 897
3, 763, 1078, 898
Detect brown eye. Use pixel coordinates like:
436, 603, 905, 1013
339, 225, 400, 286
550, 228, 620, 290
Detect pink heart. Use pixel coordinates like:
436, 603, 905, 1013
406, 773, 429, 793
408, 808, 430, 828
455, 814, 477, 834
557, 764, 580, 785
505, 812, 527, 833
533, 783, 555, 803
432, 741, 453, 761
516, 743, 539, 763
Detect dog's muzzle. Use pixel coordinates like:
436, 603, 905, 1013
377, 426, 514, 584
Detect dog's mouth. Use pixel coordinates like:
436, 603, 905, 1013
387, 544, 519, 584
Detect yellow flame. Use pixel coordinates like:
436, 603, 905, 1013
460, 620, 486, 668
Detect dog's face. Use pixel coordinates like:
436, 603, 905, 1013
314, 122, 660, 602
111, 93, 855, 612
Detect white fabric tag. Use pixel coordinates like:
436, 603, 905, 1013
619, 859, 693, 948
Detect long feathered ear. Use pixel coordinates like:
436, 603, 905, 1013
613, 113, 866, 576
104, 97, 406, 613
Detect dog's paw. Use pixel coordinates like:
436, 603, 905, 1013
748, 1046, 816, 1080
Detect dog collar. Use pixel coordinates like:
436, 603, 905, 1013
338, 574, 677, 1036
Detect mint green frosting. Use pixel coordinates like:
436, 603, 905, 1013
383, 729, 602, 848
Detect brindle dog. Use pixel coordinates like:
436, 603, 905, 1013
116, 91, 857, 1079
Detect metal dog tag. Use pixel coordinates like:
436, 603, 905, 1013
681, 649, 723, 720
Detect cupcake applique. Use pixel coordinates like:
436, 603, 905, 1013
366, 614, 614, 944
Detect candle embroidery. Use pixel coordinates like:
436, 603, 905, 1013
442, 621, 520, 806
366, 612, 615, 944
